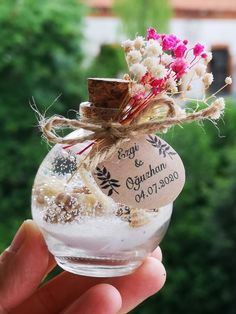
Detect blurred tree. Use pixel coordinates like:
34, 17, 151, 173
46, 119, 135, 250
132, 100, 236, 314
0, 0, 86, 250
113, 0, 172, 37
86, 43, 127, 78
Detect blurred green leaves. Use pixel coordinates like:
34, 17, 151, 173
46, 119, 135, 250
0, 0, 86, 249
87, 44, 127, 79
134, 100, 236, 314
113, 0, 172, 37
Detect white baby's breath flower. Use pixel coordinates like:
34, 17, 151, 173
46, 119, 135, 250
171, 86, 178, 93
145, 40, 163, 57
204, 52, 213, 64
126, 50, 142, 65
209, 97, 225, 119
209, 110, 221, 120
130, 63, 147, 80
213, 97, 225, 110
123, 73, 130, 81
202, 73, 214, 88
195, 64, 207, 77
165, 77, 178, 93
225, 76, 232, 85
161, 54, 173, 65
142, 57, 158, 70
130, 83, 145, 96
134, 36, 145, 49
121, 40, 134, 52
150, 64, 167, 79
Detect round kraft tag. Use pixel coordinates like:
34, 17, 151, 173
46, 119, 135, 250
93, 134, 185, 209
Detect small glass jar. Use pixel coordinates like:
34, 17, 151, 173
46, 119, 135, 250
31, 79, 173, 277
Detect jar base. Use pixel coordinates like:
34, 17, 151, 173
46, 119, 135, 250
55, 255, 143, 277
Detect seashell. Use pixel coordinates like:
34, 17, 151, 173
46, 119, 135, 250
36, 194, 45, 205
129, 208, 150, 228
55, 193, 74, 211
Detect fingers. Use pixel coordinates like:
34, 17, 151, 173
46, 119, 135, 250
45, 254, 57, 275
26, 246, 163, 311
0, 220, 55, 313
61, 284, 122, 314
150, 246, 163, 261
107, 257, 166, 314
17, 272, 102, 313
19, 247, 164, 314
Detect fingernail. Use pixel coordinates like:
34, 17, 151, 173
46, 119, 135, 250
9, 221, 27, 253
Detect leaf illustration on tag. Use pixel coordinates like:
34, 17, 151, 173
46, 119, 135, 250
146, 135, 176, 159
95, 166, 121, 196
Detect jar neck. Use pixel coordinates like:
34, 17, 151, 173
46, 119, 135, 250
79, 102, 120, 123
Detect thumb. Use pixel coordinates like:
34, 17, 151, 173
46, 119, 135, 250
0, 220, 54, 313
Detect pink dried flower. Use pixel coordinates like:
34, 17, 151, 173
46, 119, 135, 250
141, 72, 152, 85
193, 43, 205, 56
171, 58, 189, 78
147, 27, 160, 40
133, 92, 145, 101
162, 34, 179, 51
151, 79, 163, 87
151, 79, 164, 95
174, 43, 187, 58
201, 53, 207, 59
183, 39, 188, 45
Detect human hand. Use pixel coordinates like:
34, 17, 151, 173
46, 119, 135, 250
0, 220, 166, 314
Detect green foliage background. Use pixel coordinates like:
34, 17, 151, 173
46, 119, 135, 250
0, 1, 236, 313
0, 0, 87, 248
113, 0, 172, 36
133, 102, 236, 313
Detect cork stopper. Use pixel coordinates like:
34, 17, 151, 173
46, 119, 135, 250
79, 102, 120, 122
80, 78, 130, 122
88, 78, 130, 109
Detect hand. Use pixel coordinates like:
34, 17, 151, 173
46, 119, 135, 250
0, 220, 166, 314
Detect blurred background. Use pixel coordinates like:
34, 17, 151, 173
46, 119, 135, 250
0, 0, 236, 313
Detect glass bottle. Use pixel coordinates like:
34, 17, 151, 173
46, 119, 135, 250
31, 78, 173, 277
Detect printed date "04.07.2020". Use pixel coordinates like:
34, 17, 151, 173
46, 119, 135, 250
134, 171, 179, 203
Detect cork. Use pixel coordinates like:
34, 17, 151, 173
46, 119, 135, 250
79, 78, 130, 122
79, 102, 120, 122
88, 78, 130, 109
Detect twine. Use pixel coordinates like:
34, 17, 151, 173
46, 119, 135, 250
41, 95, 222, 169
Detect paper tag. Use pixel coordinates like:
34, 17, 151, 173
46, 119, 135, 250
93, 134, 185, 209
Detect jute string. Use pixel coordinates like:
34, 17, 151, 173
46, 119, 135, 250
41, 95, 221, 169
